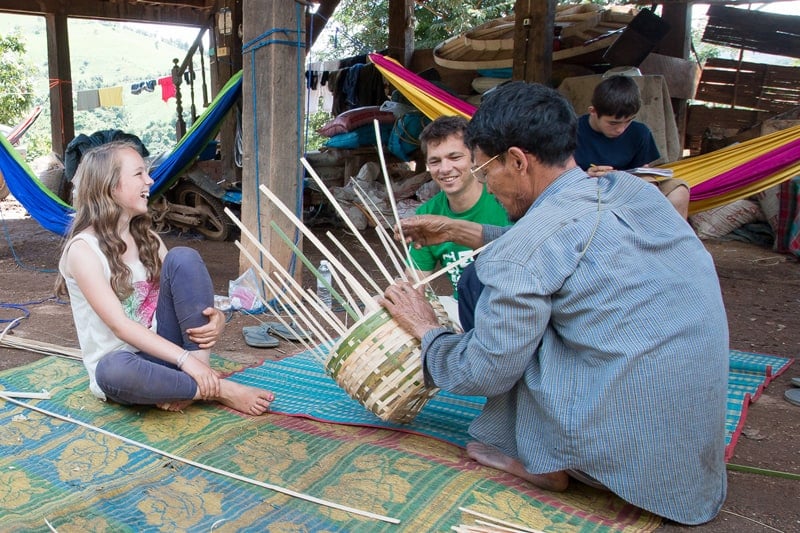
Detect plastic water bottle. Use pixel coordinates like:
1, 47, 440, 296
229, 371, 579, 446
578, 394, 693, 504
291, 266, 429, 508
316, 260, 333, 309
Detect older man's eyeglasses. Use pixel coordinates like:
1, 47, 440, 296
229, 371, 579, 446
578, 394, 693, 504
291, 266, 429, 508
470, 153, 501, 183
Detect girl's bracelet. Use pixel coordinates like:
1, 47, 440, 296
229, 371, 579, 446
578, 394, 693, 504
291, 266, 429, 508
176, 350, 190, 369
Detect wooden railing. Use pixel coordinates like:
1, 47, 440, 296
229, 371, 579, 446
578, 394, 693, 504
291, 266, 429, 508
170, 15, 213, 140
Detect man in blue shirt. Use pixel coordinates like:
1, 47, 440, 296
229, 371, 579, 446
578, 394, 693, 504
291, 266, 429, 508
381, 81, 728, 525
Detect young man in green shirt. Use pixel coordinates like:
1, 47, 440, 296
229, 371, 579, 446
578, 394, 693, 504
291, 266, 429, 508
407, 116, 510, 323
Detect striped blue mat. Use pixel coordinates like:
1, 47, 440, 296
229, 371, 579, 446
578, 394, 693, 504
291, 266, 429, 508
726, 349, 793, 459
229, 348, 793, 459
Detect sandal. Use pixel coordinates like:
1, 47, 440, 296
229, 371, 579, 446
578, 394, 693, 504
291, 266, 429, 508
266, 322, 312, 342
242, 325, 280, 348
785, 388, 800, 407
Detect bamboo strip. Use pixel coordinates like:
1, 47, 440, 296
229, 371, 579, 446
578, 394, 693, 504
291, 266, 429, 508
349, 184, 413, 280
235, 241, 324, 355
226, 209, 347, 333
299, 158, 396, 286
270, 271, 339, 347
459, 507, 543, 533
269, 220, 360, 322
371, 120, 419, 284
235, 241, 330, 361
412, 244, 490, 289
0, 394, 400, 524
325, 231, 383, 295
375, 225, 406, 280
323, 257, 363, 320
0, 390, 51, 399
349, 178, 392, 229
276, 274, 345, 339
255, 187, 376, 306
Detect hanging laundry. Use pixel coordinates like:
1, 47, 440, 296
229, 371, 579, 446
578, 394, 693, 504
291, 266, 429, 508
76, 89, 100, 111
131, 81, 145, 95
158, 76, 176, 102
144, 79, 156, 92
98, 86, 123, 107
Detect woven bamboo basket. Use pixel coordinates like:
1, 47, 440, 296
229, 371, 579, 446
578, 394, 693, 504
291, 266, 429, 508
327, 294, 455, 424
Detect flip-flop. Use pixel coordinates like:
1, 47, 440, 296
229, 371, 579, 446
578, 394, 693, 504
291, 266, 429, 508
242, 325, 280, 348
266, 321, 312, 342
791, 376, 800, 387
785, 388, 800, 407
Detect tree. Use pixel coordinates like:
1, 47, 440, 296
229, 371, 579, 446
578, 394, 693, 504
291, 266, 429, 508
0, 32, 35, 125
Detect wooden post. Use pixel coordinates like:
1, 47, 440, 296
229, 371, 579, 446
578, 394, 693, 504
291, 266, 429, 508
45, 12, 74, 156
658, 4, 692, 155
240, 0, 304, 288
210, 0, 243, 186
512, 0, 554, 84
388, 0, 414, 67
171, 58, 186, 140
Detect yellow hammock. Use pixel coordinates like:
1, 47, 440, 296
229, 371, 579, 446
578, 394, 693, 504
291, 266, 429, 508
662, 124, 800, 215
368, 53, 476, 120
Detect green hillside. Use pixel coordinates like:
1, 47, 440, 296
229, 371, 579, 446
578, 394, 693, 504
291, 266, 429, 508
0, 13, 210, 158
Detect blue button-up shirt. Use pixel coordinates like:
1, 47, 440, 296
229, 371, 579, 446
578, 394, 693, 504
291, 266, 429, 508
422, 167, 728, 525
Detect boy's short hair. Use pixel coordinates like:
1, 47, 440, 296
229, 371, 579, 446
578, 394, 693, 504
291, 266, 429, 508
419, 115, 469, 155
590, 75, 642, 119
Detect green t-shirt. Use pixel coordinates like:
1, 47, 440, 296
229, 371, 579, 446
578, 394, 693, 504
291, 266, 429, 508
408, 185, 510, 298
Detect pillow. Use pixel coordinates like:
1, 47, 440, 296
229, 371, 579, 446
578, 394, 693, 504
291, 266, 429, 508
317, 106, 397, 137
689, 199, 763, 240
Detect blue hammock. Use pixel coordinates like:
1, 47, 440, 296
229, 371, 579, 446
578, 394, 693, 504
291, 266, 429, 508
0, 71, 243, 236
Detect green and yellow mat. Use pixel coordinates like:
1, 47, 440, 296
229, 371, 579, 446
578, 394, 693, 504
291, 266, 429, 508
1, 354, 662, 532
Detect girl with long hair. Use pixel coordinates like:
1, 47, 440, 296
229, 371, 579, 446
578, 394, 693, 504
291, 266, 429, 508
56, 141, 273, 415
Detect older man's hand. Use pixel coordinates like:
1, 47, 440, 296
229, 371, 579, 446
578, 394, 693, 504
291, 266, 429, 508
378, 281, 442, 340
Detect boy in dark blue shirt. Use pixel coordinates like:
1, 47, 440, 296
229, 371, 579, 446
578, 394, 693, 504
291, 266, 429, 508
574, 75, 690, 218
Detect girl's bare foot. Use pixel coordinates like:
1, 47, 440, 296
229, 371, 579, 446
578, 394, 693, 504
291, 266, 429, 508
215, 380, 274, 416
466, 441, 569, 491
156, 400, 194, 412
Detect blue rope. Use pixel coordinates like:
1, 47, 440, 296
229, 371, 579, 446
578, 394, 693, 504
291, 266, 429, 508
0, 296, 68, 331
242, 28, 304, 54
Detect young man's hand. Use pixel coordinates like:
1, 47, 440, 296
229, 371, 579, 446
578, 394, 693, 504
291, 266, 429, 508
587, 164, 613, 178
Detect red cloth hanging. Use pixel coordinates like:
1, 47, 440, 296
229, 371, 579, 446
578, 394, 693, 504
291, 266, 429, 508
158, 76, 176, 102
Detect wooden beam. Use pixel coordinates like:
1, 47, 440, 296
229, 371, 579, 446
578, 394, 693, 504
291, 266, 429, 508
0, 0, 213, 27
240, 0, 304, 282
45, 11, 74, 156
512, 0, 554, 84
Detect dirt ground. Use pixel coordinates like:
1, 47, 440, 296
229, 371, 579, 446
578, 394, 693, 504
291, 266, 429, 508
1, 196, 799, 532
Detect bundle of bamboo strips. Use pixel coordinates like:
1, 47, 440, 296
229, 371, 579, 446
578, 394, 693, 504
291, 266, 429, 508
228, 121, 487, 423
0, 318, 82, 360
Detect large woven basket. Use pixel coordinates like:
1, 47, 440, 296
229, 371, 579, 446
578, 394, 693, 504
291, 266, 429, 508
327, 295, 454, 424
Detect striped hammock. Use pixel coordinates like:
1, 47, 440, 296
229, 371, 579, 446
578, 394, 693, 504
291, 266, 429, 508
368, 53, 800, 215
0, 71, 243, 235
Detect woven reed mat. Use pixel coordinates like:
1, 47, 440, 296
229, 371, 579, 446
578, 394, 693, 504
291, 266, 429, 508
230, 348, 795, 463
0, 355, 662, 532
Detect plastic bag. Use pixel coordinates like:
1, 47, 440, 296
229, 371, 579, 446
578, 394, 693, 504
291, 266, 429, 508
228, 268, 265, 313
